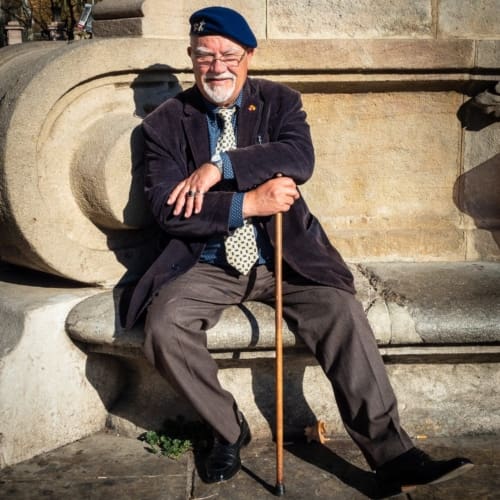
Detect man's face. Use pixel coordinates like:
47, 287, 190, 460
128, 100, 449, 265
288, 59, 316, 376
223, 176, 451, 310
188, 35, 254, 107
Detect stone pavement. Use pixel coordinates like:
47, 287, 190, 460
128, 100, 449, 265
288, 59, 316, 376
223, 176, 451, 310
0, 432, 498, 499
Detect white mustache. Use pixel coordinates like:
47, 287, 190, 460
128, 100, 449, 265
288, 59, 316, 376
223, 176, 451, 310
204, 72, 235, 82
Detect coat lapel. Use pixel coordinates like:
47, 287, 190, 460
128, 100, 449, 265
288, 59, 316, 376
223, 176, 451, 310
237, 80, 263, 147
182, 89, 210, 172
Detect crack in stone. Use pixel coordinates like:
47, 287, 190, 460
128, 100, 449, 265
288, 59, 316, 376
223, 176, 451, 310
355, 264, 409, 308
186, 451, 195, 500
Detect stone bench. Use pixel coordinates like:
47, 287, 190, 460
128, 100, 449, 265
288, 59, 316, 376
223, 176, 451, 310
66, 262, 500, 440
67, 262, 500, 358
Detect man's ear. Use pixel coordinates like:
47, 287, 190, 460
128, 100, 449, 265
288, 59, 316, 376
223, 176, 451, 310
246, 48, 256, 63
187, 46, 192, 57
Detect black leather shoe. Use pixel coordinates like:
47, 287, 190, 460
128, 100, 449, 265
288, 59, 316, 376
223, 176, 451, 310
376, 447, 473, 491
203, 413, 251, 483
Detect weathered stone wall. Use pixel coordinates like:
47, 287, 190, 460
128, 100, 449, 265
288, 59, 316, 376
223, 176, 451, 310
93, 0, 500, 40
90, 0, 500, 265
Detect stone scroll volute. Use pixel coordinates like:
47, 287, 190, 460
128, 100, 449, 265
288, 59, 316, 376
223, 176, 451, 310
0, 39, 190, 284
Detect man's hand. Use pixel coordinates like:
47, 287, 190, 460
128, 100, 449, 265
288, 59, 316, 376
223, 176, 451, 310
243, 176, 300, 218
166, 163, 222, 218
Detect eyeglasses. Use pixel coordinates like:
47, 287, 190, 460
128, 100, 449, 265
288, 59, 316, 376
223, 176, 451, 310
193, 51, 246, 68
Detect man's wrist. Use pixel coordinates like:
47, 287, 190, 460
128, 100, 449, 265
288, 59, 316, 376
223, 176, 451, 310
242, 191, 255, 219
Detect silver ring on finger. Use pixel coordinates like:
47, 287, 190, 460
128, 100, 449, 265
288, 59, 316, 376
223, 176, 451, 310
186, 190, 195, 197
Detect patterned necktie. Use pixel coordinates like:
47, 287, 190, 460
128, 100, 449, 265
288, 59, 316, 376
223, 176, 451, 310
217, 107, 259, 275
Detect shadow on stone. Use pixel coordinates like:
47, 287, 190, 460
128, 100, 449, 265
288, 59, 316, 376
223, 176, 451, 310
0, 261, 84, 288
251, 357, 318, 440
241, 464, 278, 495
457, 97, 498, 132
285, 441, 401, 499
455, 83, 500, 252
83, 352, 128, 413
453, 153, 500, 249
457, 82, 500, 132
107, 64, 183, 288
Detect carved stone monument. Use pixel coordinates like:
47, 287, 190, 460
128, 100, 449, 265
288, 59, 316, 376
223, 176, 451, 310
0, 0, 499, 468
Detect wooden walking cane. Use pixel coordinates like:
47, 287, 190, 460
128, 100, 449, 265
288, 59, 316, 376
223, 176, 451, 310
274, 181, 285, 496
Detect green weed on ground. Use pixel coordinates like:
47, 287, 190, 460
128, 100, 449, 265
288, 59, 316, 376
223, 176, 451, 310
139, 417, 211, 459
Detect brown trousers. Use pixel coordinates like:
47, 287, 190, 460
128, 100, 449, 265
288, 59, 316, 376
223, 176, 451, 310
144, 263, 413, 469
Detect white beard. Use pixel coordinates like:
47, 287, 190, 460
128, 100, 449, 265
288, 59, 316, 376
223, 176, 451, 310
202, 73, 236, 105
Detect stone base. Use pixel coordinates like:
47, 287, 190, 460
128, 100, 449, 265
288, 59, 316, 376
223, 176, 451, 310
0, 265, 123, 468
103, 352, 500, 442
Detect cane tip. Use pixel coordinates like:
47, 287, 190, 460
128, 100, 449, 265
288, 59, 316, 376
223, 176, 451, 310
275, 483, 285, 496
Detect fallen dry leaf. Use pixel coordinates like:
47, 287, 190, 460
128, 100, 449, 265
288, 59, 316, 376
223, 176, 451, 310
304, 420, 329, 444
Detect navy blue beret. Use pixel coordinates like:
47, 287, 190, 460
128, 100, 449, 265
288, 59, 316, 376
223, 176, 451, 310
189, 6, 257, 48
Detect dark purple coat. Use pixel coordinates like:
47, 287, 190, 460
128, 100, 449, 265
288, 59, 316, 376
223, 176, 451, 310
125, 78, 354, 328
